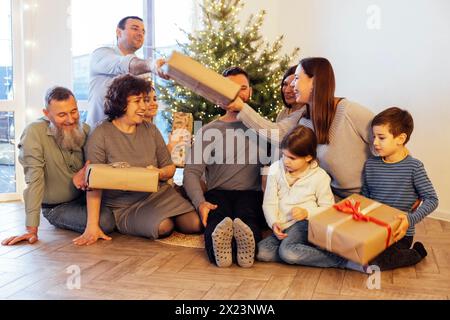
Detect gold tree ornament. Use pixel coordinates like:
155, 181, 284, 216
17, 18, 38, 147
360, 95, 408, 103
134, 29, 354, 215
157, 0, 300, 125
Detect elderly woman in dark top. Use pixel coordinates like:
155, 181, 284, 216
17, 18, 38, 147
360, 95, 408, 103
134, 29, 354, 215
73, 74, 202, 245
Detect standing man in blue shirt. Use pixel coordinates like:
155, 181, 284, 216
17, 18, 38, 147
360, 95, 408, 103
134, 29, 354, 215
87, 16, 168, 128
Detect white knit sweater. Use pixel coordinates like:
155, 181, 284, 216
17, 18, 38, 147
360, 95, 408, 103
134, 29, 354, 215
263, 160, 335, 230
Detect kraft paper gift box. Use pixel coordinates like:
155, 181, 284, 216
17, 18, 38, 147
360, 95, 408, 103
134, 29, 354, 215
85, 163, 159, 193
171, 112, 193, 167
163, 51, 241, 106
308, 194, 405, 265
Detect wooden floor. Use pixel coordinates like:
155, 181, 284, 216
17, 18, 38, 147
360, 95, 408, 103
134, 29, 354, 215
1, 201, 450, 300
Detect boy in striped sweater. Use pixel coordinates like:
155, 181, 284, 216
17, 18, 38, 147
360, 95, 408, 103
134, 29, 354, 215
362, 107, 439, 270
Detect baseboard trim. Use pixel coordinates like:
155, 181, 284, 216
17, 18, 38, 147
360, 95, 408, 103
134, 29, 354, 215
429, 210, 450, 222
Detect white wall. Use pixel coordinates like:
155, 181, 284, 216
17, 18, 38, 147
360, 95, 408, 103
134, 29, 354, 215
17, 0, 450, 214
22, 0, 72, 122
246, 0, 450, 214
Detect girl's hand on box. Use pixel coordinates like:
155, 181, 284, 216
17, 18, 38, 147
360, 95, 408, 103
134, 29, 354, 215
273, 222, 288, 240
393, 214, 409, 242
291, 207, 308, 221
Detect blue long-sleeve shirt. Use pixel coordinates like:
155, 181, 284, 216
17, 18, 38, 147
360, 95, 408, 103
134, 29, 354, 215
361, 155, 439, 236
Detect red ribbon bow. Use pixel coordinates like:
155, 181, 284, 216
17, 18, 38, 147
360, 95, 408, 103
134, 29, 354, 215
333, 200, 392, 249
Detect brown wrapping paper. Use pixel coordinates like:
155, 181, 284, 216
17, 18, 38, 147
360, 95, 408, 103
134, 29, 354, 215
163, 51, 241, 106
85, 164, 159, 193
308, 194, 405, 265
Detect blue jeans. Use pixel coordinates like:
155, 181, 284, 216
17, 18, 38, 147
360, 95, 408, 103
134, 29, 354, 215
256, 220, 348, 268
42, 196, 116, 234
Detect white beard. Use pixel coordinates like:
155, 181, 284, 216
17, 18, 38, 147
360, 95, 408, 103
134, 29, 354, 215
49, 121, 86, 152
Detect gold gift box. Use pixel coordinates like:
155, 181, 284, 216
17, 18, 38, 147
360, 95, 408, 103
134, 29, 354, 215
308, 194, 405, 265
163, 51, 241, 106
85, 164, 159, 193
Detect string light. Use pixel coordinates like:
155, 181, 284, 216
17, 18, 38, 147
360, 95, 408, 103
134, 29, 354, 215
157, 0, 299, 124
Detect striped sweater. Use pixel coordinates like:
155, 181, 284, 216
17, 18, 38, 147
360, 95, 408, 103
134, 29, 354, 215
361, 155, 439, 236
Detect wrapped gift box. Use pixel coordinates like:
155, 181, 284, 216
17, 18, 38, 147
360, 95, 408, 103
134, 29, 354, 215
163, 51, 241, 106
172, 112, 193, 134
85, 164, 159, 193
308, 194, 405, 265
170, 112, 193, 167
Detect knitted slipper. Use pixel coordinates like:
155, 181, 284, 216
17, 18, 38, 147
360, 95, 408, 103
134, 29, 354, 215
233, 218, 255, 268
211, 217, 234, 267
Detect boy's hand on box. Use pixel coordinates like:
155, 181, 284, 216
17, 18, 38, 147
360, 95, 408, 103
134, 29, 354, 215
291, 207, 308, 221
393, 214, 409, 242
273, 222, 288, 240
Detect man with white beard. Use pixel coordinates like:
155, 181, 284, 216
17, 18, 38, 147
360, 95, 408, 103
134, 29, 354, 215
1, 87, 115, 246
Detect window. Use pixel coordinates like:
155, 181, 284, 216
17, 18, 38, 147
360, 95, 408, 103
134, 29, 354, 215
154, 0, 196, 51
71, 0, 196, 99
70, 0, 197, 139
0, 0, 13, 101
0, 111, 15, 194
0, 0, 19, 197
71, 0, 144, 101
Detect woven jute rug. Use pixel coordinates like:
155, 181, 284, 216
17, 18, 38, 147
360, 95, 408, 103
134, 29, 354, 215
155, 231, 205, 249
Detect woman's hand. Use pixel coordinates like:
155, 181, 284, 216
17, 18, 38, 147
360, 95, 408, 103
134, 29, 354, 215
147, 164, 175, 181
167, 133, 184, 154
272, 222, 288, 240
72, 225, 112, 246
72, 161, 90, 190
225, 97, 244, 112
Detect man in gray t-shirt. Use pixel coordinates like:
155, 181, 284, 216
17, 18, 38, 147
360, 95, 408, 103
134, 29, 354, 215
184, 67, 272, 268
87, 16, 167, 128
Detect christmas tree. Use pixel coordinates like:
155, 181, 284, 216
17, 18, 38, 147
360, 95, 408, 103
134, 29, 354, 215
157, 0, 300, 125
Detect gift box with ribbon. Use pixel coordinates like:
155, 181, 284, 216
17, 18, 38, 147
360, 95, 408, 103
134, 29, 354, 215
308, 194, 405, 265
85, 163, 159, 193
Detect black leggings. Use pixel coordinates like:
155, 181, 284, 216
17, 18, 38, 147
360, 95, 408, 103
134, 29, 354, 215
203, 189, 265, 264
369, 236, 423, 271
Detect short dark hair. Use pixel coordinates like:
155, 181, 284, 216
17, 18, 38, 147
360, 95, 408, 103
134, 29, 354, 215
117, 16, 143, 30
280, 125, 317, 159
222, 66, 250, 83
371, 107, 414, 144
104, 74, 152, 121
44, 86, 75, 109
281, 65, 297, 108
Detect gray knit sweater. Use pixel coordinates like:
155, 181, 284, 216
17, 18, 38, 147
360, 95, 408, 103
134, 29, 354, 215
237, 99, 375, 198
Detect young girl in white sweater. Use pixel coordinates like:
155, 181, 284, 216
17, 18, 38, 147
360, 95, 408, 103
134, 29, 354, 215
257, 125, 365, 271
